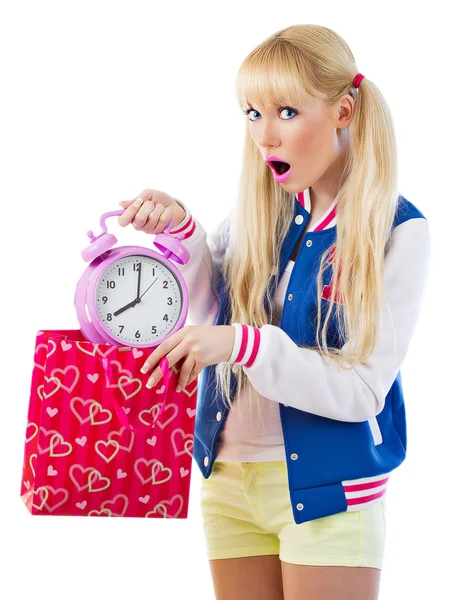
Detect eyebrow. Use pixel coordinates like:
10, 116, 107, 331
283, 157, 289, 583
243, 101, 293, 110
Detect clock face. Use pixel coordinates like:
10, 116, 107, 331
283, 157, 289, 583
95, 254, 183, 344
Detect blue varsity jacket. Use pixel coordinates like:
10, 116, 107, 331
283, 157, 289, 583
192, 194, 428, 524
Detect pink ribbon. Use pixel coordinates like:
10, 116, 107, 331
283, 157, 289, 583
98, 355, 171, 434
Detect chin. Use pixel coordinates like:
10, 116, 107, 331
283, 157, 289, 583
281, 181, 311, 195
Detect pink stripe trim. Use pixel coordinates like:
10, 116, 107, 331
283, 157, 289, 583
244, 328, 261, 367
170, 215, 192, 233
234, 324, 249, 364
314, 205, 337, 231
297, 191, 305, 209
343, 476, 390, 492
180, 223, 196, 239
171, 216, 196, 238
346, 487, 387, 506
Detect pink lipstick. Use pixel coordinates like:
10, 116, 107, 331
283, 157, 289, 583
264, 155, 292, 183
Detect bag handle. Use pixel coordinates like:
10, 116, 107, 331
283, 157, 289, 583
98, 354, 171, 434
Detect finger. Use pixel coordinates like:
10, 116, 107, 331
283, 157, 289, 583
132, 200, 156, 231
153, 209, 174, 233
119, 189, 153, 209
119, 194, 147, 208
117, 196, 145, 227
175, 356, 196, 392
145, 203, 165, 233
141, 329, 185, 377
117, 189, 154, 225
140, 346, 164, 375
185, 369, 199, 387
146, 350, 186, 389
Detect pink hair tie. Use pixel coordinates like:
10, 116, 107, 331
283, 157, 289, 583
352, 73, 365, 88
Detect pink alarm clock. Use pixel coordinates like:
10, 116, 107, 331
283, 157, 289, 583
74, 208, 191, 348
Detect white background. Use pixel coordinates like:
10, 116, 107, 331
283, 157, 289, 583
1, 1, 463, 598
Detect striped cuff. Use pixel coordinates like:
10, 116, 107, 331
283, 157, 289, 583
170, 198, 197, 240
226, 323, 261, 368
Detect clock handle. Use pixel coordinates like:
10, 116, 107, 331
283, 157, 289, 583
98, 355, 171, 434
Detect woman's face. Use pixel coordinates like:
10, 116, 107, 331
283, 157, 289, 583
245, 93, 355, 197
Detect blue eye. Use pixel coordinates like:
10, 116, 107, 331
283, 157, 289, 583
241, 107, 297, 121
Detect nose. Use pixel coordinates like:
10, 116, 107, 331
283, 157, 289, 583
255, 119, 280, 151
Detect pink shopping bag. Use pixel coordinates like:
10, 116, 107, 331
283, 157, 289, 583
20, 329, 198, 518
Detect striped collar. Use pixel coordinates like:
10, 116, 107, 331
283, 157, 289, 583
295, 187, 338, 231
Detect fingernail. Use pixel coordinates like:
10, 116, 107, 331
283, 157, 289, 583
176, 385, 182, 392
134, 197, 143, 206
146, 378, 155, 389
141, 363, 150, 374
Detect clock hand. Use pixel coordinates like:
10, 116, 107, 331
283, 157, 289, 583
136, 264, 142, 300
139, 277, 158, 300
113, 277, 159, 317
113, 298, 138, 317
114, 263, 143, 317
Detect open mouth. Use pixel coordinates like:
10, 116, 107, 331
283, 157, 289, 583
270, 160, 291, 175
264, 156, 293, 182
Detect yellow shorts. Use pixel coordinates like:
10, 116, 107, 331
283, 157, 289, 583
200, 461, 386, 569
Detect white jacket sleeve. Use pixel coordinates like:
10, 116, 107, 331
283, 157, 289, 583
226, 217, 431, 422
171, 198, 228, 327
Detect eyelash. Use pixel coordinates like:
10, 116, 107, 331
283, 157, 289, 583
242, 107, 298, 121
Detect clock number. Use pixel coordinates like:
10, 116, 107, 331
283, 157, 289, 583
107, 313, 112, 321
133, 262, 142, 272
163, 314, 168, 322
151, 326, 157, 334
163, 280, 168, 289
118, 267, 125, 276
135, 330, 140, 339
106, 281, 116, 289
167, 297, 172, 305
119, 325, 124, 334
102, 296, 108, 304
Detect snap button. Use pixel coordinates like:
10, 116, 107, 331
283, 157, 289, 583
288, 293, 293, 301
216, 411, 222, 422
295, 215, 304, 225
291, 453, 298, 460
204, 456, 209, 467
306, 240, 312, 247
296, 503, 304, 510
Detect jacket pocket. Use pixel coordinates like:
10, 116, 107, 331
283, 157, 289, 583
368, 415, 383, 446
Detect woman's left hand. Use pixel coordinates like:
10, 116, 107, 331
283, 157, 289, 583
140, 325, 236, 391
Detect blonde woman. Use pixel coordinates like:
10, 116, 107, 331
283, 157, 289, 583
119, 24, 431, 600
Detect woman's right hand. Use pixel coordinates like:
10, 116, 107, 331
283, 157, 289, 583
117, 188, 186, 235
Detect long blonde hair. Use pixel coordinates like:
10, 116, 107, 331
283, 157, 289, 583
214, 25, 399, 424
